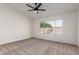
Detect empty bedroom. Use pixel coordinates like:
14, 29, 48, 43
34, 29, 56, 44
0, 3, 79, 55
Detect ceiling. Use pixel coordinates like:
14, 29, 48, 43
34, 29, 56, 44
8, 3, 79, 20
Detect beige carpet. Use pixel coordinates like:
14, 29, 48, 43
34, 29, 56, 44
0, 39, 79, 55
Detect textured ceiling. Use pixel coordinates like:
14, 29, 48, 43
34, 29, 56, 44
8, 3, 79, 19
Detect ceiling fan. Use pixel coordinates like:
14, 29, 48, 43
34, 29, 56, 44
26, 3, 46, 14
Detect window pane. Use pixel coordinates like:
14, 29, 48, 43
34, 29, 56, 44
40, 19, 63, 34
55, 19, 63, 34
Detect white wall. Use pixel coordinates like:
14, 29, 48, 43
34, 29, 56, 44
32, 12, 77, 45
78, 8, 79, 47
0, 4, 31, 44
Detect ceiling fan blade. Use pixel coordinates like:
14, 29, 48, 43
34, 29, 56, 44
36, 3, 42, 9
28, 10, 34, 11
26, 4, 34, 9
38, 9, 46, 11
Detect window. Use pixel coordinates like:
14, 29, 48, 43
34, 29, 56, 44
40, 19, 63, 34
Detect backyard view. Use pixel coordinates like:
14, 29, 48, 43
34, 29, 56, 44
40, 19, 63, 34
